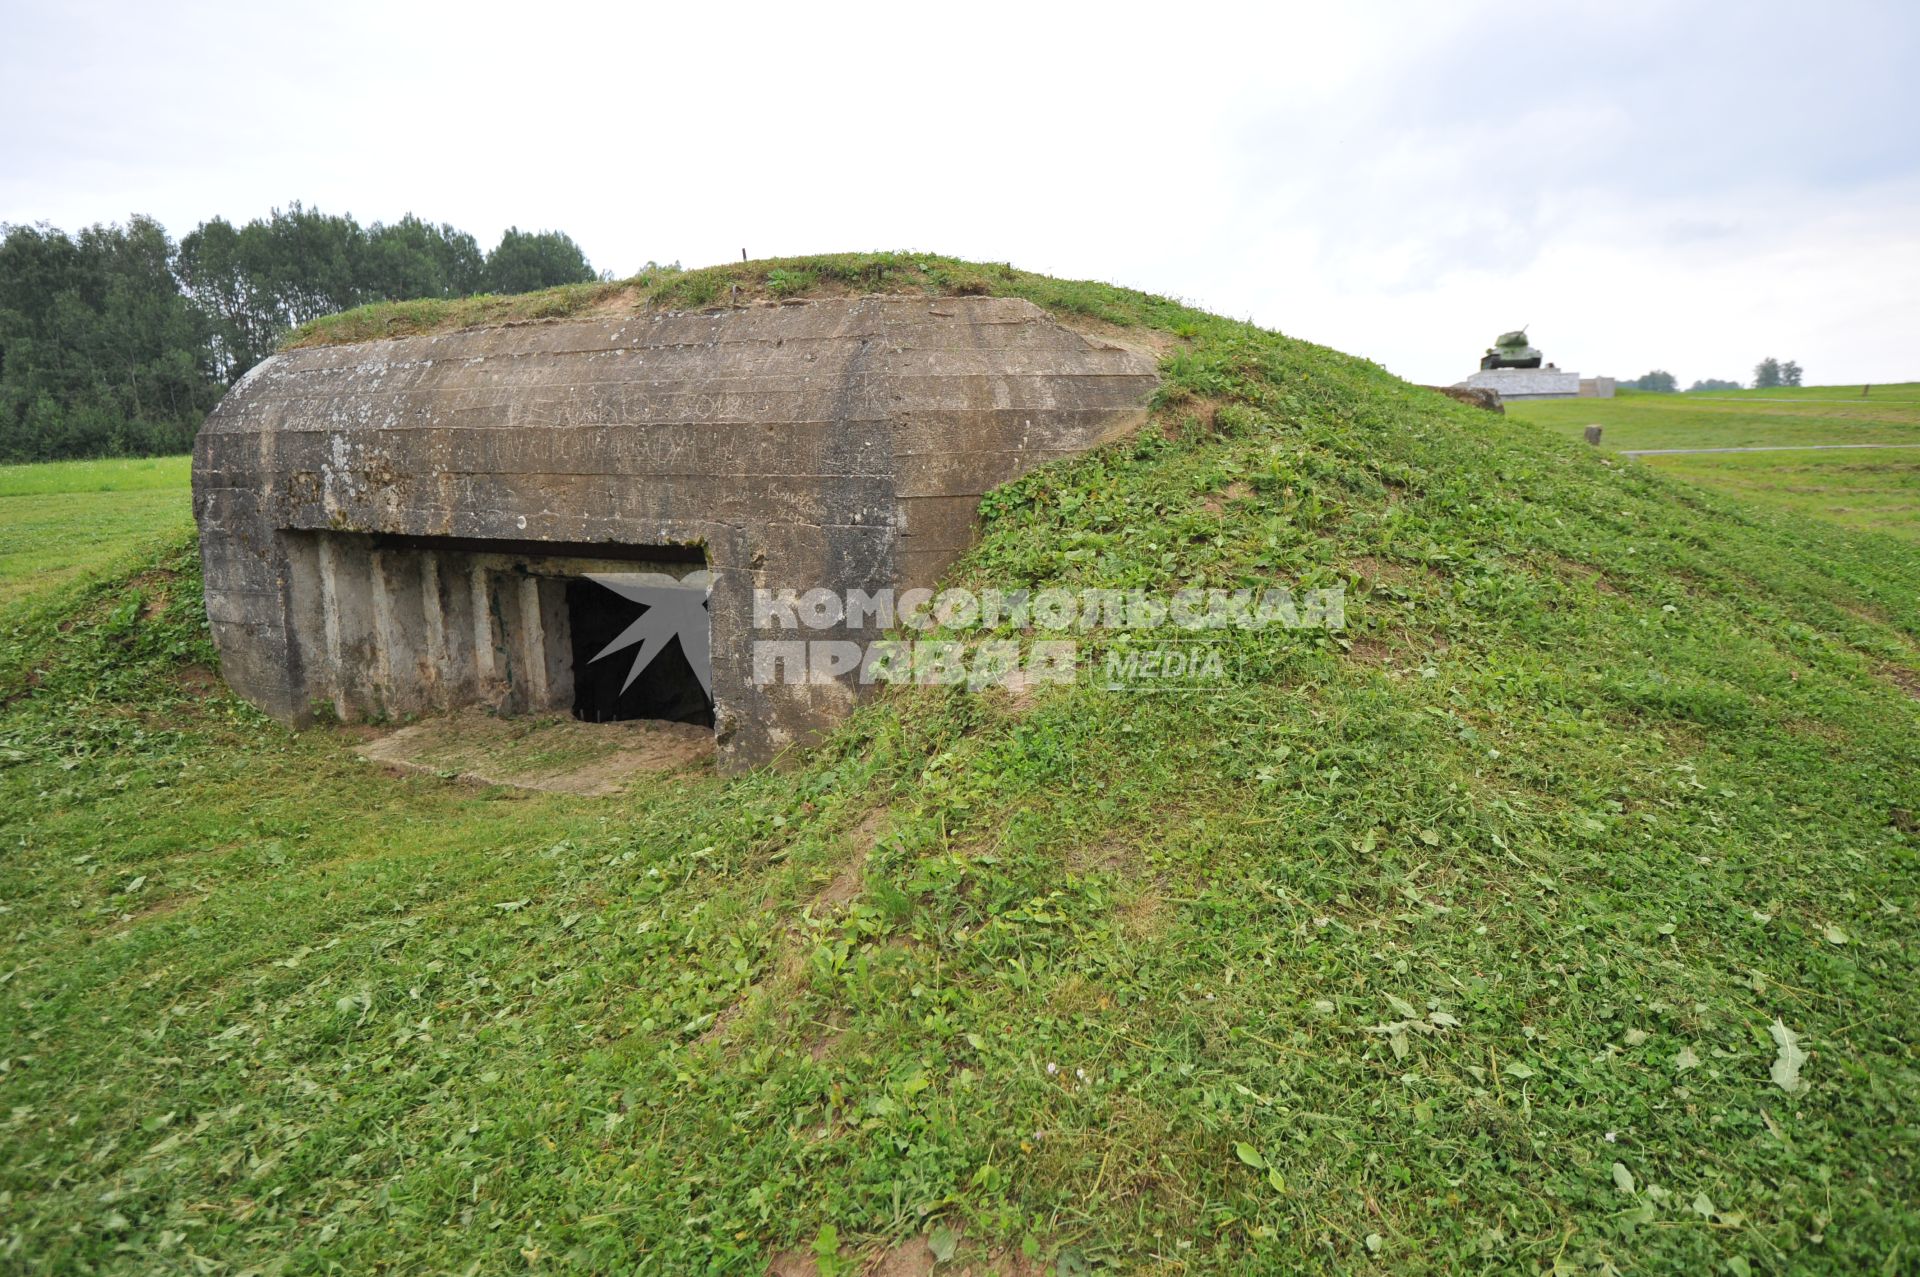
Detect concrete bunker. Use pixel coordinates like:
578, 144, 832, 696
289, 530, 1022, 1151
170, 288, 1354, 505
193, 295, 1159, 770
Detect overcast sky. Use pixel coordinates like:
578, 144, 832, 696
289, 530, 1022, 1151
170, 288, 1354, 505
4, 0, 1915, 386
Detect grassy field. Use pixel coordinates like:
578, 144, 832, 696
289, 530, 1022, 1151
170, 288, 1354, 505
1507, 386, 1920, 542
2, 256, 1918, 1275
0, 455, 193, 608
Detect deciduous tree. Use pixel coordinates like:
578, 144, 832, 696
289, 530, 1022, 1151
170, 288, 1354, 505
2, 208, 603, 460
484, 228, 597, 294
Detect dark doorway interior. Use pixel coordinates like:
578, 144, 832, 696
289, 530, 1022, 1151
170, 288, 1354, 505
566, 579, 714, 727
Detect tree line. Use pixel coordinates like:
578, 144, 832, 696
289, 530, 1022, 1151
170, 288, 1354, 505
1621, 358, 1804, 394
0, 206, 598, 461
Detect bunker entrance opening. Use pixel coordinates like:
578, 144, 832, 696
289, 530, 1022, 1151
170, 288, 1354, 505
284, 531, 711, 731
567, 578, 714, 727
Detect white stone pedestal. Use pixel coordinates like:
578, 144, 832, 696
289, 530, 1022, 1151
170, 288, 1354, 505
1455, 367, 1582, 399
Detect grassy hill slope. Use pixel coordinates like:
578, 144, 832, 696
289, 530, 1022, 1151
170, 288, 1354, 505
2, 256, 1918, 1275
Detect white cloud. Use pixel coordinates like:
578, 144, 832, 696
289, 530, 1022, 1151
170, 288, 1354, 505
2, 0, 1913, 385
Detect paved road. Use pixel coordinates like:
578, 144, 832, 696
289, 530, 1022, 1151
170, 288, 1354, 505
1621, 443, 1920, 457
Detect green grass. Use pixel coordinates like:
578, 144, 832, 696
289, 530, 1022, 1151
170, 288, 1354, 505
1508, 387, 1920, 542
3, 261, 1919, 1275
1645, 449, 1920, 544
0, 455, 193, 609
1508, 384, 1920, 452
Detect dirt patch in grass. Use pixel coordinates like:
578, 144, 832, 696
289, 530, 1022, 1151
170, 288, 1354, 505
1118, 881, 1170, 939
802, 1017, 846, 1063
1878, 662, 1920, 700
1784, 714, 1849, 743
126, 566, 181, 591
809, 808, 888, 913
767, 1238, 1041, 1277
99, 891, 198, 936
174, 663, 220, 698
811, 862, 864, 912
697, 942, 810, 1052
354, 709, 713, 795
695, 997, 749, 1049
1201, 480, 1254, 514
702, 810, 891, 1051
1837, 598, 1903, 631
1157, 393, 1228, 442
982, 667, 1051, 716
1343, 636, 1398, 666
1065, 842, 1172, 936
1337, 623, 1457, 672
0, 666, 43, 709
1346, 555, 1438, 592
1544, 553, 1629, 596
1067, 842, 1139, 874
1052, 311, 1181, 364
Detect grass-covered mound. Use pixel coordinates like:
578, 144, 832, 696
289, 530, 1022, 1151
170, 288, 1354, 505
4, 258, 1919, 1275
283, 252, 1182, 348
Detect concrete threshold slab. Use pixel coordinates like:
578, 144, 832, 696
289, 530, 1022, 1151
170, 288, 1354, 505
354, 708, 713, 795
